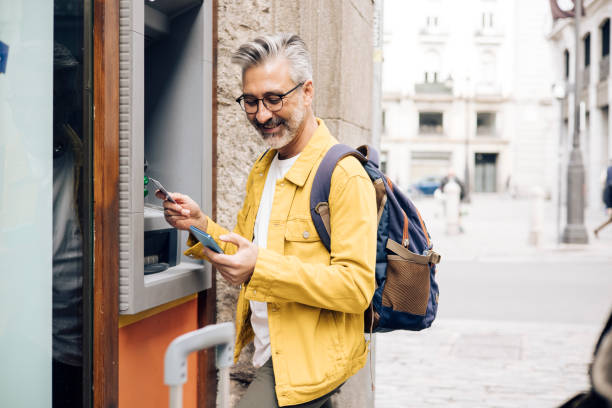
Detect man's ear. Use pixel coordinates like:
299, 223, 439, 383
302, 79, 314, 107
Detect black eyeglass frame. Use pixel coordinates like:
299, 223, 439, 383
235, 82, 304, 114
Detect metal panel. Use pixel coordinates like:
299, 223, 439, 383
118, 0, 212, 315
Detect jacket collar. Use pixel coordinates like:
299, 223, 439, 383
253, 118, 335, 187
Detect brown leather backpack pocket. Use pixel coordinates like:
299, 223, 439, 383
382, 255, 430, 316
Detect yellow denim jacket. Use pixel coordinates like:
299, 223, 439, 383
185, 119, 377, 406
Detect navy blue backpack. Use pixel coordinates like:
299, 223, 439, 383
310, 144, 441, 333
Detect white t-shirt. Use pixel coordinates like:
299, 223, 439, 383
250, 152, 300, 368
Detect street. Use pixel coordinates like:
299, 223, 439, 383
375, 194, 612, 407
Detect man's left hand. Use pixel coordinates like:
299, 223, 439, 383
202, 232, 258, 286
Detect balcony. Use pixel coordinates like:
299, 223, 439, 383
414, 82, 453, 95
600, 55, 609, 82
582, 67, 590, 88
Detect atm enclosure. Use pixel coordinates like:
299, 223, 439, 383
119, 0, 213, 314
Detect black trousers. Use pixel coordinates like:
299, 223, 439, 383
52, 359, 83, 408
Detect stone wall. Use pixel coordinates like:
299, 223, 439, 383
215, 1, 375, 406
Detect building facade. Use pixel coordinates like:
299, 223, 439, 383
382, 0, 557, 198
549, 0, 612, 212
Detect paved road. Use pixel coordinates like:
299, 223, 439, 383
375, 194, 612, 407
438, 261, 612, 325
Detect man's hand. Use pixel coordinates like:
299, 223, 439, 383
155, 191, 207, 231
202, 232, 258, 286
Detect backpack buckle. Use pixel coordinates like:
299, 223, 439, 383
423, 250, 441, 265
402, 238, 409, 247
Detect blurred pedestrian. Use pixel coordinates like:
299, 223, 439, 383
440, 169, 466, 233
594, 161, 612, 238
440, 169, 466, 202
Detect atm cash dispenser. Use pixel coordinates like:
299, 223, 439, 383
118, 0, 214, 314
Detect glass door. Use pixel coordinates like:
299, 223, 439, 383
0, 1, 55, 406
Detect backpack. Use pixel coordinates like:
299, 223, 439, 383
310, 144, 441, 333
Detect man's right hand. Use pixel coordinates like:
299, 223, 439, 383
155, 191, 207, 231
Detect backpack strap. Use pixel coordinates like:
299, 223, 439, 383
356, 145, 380, 168
386, 239, 441, 265
310, 144, 367, 251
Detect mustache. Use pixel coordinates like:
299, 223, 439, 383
255, 117, 286, 130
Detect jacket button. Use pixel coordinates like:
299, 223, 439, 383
302, 231, 310, 239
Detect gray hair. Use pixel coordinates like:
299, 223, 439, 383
232, 33, 313, 84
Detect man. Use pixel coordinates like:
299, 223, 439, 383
594, 161, 612, 238
439, 168, 466, 232
158, 34, 377, 407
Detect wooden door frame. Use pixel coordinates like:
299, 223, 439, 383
93, 0, 119, 406
198, 0, 219, 405
92, 0, 218, 406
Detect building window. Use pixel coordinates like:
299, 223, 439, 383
409, 151, 451, 184
423, 49, 441, 84
476, 112, 496, 136
380, 151, 388, 173
584, 33, 591, 67
564, 49, 570, 79
481, 12, 494, 29
382, 110, 386, 133
424, 72, 439, 83
419, 112, 443, 134
601, 19, 610, 57
426, 16, 439, 28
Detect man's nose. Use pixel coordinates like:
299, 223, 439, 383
255, 100, 273, 124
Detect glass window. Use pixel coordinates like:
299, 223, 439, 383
601, 19, 610, 58
419, 112, 444, 135
476, 112, 496, 136
584, 33, 591, 67
0, 1, 54, 406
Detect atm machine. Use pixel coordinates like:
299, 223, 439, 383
118, 0, 213, 314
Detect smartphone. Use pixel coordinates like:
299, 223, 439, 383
189, 225, 224, 254
149, 177, 177, 204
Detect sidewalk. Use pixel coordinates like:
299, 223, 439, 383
375, 319, 600, 408
415, 193, 612, 262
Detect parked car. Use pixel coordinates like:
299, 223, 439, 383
411, 176, 441, 196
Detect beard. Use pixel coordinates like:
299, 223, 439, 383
250, 106, 305, 150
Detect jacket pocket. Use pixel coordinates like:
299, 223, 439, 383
284, 218, 320, 242
284, 218, 329, 263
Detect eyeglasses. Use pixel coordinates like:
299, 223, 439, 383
236, 82, 304, 114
